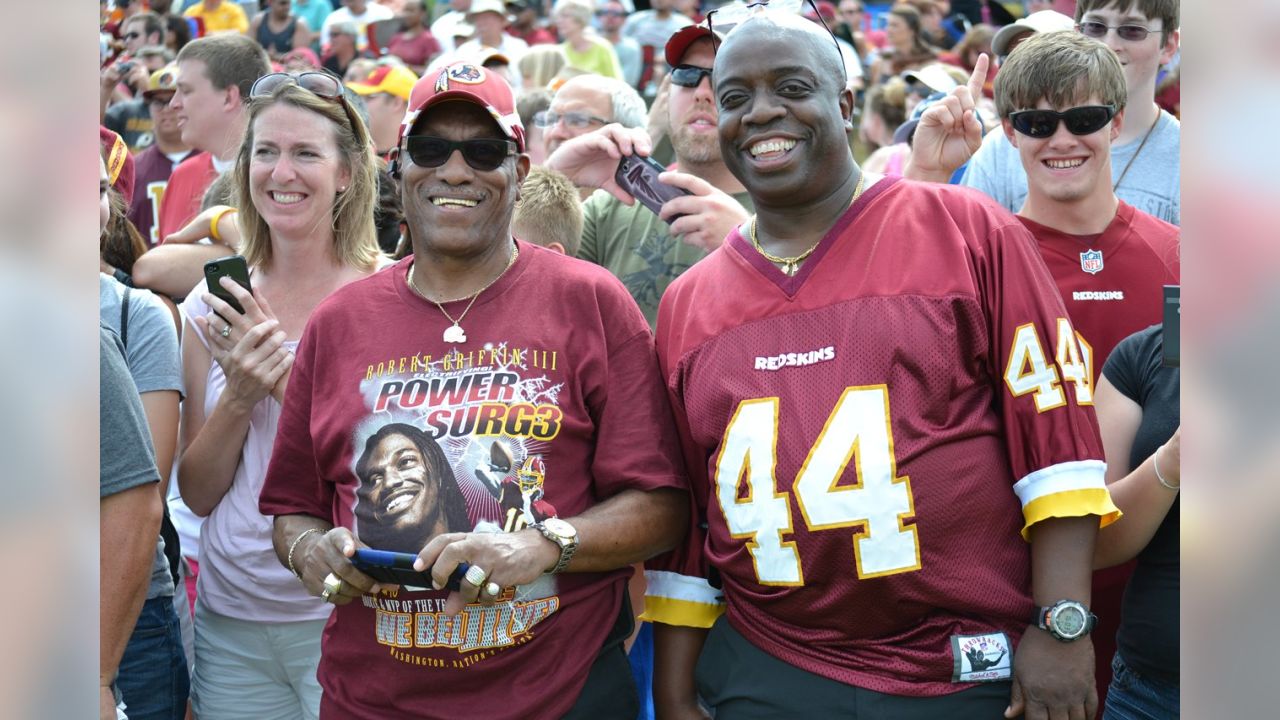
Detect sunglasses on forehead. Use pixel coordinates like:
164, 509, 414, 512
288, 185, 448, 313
403, 136, 518, 172
249, 71, 364, 137
705, 0, 845, 83
1008, 105, 1116, 139
670, 65, 713, 89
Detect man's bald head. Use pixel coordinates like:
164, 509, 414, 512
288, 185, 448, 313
714, 13, 846, 93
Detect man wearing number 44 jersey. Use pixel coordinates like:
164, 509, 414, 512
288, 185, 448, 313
645, 11, 1120, 720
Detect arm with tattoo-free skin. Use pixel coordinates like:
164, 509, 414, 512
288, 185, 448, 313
1006, 515, 1100, 720
653, 623, 712, 720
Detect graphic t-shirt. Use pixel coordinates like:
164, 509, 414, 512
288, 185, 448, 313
1019, 201, 1180, 376
130, 145, 197, 248
645, 177, 1119, 696
260, 243, 686, 719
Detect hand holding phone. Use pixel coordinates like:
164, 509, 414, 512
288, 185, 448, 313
614, 155, 692, 223
352, 548, 470, 591
203, 255, 252, 317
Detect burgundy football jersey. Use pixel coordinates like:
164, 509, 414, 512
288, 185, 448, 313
1020, 201, 1180, 378
645, 177, 1119, 696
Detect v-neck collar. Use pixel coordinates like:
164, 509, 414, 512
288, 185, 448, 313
730, 175, 899, 297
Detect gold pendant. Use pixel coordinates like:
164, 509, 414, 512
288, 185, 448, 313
443, 323, 467, 343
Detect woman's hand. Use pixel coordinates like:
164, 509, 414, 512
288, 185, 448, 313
194, 277, 292, 410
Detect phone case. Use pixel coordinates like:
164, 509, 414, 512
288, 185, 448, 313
203, 255, 252, 316
614, 155, 691, 223
351, 549, 469, 591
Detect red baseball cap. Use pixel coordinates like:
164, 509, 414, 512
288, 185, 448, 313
398, 62, 525, 152
664, 24, 722, 68
99, 126, 135, 208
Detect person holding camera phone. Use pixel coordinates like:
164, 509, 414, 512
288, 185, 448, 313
258, 62, 688, 719
175, 70, 382, 720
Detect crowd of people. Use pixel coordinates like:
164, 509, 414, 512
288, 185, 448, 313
98, 0, 1180, 718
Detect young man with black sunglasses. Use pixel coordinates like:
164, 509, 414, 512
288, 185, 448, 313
645, 11, 1119, 720
544, 24, 751, 328
258, 61, 689, 719
913, 0, 1180, 226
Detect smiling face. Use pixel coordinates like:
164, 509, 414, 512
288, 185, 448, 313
401, 100, 529, 259
358, 432, 441, 538
543, 77, 612, 154
170, 58, 225, 150
715, 18, 854, 207
248, 102, 351, 242
668, 37, 719, 164
1078, 5, 1178, 100
1005, 94, 1122, 207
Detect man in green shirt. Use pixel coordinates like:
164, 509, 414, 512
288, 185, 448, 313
546, 25, 751, 327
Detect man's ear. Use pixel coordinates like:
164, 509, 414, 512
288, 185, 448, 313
1001, 117, 1018, 147
839, 86, 856, 128
1159, 28, 1180, 66
514, 153, 531, 190
1111, 108, 1124, 141
546, 241, 567, 255
224, 84, 243, 112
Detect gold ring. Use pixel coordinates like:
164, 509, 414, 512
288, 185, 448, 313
463, 564, 488, 587
321, 587, 334, 602
323, 572, 343, 597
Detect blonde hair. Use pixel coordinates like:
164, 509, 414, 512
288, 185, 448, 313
994, 31, 1127, 118
233, 83, 381, 271
518, 44, 567, 90
513, 167, 583, 257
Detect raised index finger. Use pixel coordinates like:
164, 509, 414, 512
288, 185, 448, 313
968, 53, 989, 101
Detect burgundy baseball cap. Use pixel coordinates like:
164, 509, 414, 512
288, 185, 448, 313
664, 24, 722, 68
100, 126, 135, 208
397, 62, 525, 152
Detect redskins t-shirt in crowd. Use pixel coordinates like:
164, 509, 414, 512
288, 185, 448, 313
260, 242, 686, 719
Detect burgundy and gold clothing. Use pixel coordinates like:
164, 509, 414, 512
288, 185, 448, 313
644, 177, 1119, 696
260, 244, 685, 719
129, 145, 197, 248
1019, 201, 1180, 378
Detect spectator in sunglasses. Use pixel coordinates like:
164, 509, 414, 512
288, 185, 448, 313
258, 61, 688, 718
177, 70, 383, 719
648, 11, 1118, 720
544, 24, 751, 327
925, 0, 1180, 226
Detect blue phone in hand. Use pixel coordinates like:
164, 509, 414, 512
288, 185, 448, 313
351, 548, 469, 591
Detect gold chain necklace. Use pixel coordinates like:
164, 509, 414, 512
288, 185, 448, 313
1113, 109, 1159, 193
408, 242, 519, 344
750, 173, 866, 276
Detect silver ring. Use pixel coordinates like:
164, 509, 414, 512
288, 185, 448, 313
463, 564, 488, 587
220, 324, 232, 338
483, 581, 502, 598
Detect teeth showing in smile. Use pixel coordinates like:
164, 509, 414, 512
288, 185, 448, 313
385, 492, 414, 514
1045, 159, 1084, 169
432, 197, 479, 207
750, 138, 797, 157
272, 192, 304, 204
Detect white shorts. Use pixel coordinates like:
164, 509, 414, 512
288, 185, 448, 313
191, 599, 326, 720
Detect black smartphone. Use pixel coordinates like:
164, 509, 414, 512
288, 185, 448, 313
203, 255, 252, 316
614, 154, 691, 223
1162, 285, 1179, 367
351, 549, 470, 591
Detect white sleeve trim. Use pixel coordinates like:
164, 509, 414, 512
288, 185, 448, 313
644, 570, 721, 605
1012, 459, 1107, 508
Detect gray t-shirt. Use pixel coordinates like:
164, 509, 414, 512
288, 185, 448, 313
961, 109, 1180, 226
100, 277, 180, 599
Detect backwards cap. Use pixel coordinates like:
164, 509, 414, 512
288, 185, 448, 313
348, 64, 419, 102
991, 10, 1075, 58
397, 62, 525, 153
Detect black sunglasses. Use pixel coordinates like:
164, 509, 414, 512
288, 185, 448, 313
1008, 105, 1117, 139
1077, 21, 1158, 42
670, 65, 713, 89
403, 136, 518, 171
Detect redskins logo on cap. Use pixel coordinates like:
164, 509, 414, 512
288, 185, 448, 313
434, 63, 486, 93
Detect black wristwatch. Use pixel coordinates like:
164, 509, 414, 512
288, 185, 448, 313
1032, 600, 1097, 642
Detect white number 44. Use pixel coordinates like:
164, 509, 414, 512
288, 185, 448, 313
1004, 318, 1093, 412
714, 386, 921, 586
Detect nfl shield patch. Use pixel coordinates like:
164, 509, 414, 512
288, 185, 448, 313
1080, 249, 1104, 274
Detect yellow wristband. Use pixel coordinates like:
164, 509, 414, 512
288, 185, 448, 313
209, 207, 237, 243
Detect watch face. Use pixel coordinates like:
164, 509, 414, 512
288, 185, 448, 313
1054, 605, 1086, 637
544, 517, 576, 539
